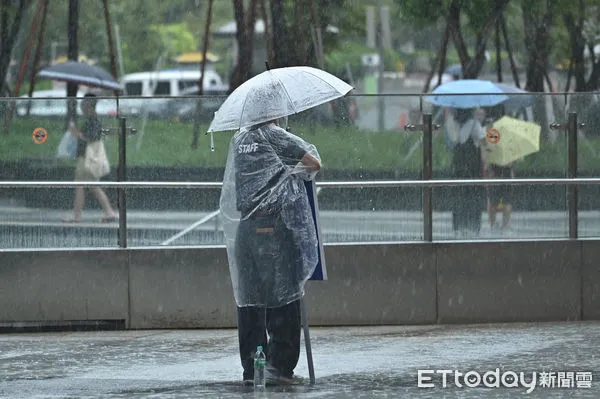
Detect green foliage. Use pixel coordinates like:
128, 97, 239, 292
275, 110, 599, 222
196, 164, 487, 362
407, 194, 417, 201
152, 23, 198, 58
397, 0, 446, 25
325, 41, 402, 78
325, 41, 367, 79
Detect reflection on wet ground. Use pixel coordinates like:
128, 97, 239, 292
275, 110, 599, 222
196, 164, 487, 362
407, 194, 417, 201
1, 322, 599, 398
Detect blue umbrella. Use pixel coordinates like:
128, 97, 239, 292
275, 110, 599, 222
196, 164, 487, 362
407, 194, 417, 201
426, 79, 509, 109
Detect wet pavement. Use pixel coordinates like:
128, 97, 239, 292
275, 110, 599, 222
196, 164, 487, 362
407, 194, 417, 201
1, 322, 599, 398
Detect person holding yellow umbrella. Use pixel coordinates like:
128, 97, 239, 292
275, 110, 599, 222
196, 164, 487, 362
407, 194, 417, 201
482, 115, 541, 231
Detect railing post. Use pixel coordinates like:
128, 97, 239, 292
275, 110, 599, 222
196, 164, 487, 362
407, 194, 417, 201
404, 114, 435, 242
567, 112, 578, 240
117, 117, 127, 248
422, 114, 433, 242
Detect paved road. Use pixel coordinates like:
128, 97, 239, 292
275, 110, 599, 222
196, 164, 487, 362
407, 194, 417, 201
1, 205, 600, 249
1, 322, 599, 398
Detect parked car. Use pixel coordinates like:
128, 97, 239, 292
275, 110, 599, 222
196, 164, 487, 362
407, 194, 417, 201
121, 68, 224, 97
119, 90, 228, 122
16, 90, 117, 118
173, 86, 228, 123
119, 84, 227, 122
118, 68, 226, 118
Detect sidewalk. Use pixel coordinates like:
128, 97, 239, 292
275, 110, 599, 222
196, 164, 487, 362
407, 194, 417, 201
2, 204, 600, 248
1, 322, 599, 398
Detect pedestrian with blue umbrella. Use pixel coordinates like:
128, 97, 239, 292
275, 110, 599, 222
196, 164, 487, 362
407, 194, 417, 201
426, 79, 529, 236
450, 107, 487, 236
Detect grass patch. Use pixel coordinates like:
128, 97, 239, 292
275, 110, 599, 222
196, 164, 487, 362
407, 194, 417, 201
2, 117, 600, 174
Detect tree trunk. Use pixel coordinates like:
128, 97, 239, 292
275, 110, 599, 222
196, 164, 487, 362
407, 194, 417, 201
191, 0, 213, 150
446, 0, 510, 79
270, 0, 291, 68
446, 1, 470, 69
423, 22, 450, 93
66, 0, 79, 126
501, 14, 520, 88
309, 0, 324, 69
522, 0, 553, 140
27, 0, 49, 115
495, 19, 502, 82
102, 0, 119, 81
229, 0, 257, 92
260, 0, 274, 66
563, 10, 586, 91
523, 2, 552, 93
1, 0, 29, 135
0, 0, 27, 95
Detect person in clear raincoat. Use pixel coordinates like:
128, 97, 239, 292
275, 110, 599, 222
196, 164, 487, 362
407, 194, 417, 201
220, 119, 321, 384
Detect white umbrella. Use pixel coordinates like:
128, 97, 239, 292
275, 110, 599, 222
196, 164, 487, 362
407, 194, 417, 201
208, 66, 353, 132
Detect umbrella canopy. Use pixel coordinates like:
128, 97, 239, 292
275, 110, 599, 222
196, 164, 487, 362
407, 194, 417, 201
494, 83, 534, 111
483, 116, 541, 166
37, 61, 122, 91
427, 79, 509, 109
208, 66, 353, 132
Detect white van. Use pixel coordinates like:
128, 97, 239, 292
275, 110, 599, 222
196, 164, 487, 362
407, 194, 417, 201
120, 69, 226, 96
16, 90, 117, 118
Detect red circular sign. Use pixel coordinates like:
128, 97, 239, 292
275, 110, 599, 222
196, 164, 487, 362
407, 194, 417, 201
32, 127, 48, 144
486, 129, 500, 144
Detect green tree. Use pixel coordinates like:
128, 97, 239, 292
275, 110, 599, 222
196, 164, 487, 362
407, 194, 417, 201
0, 0, 32, 95
396, 0, 510, 79
560, 0, 600, 92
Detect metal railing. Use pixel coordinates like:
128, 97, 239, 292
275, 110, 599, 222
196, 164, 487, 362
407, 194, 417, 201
0, 111, 593, 247
1, 177, 599, 248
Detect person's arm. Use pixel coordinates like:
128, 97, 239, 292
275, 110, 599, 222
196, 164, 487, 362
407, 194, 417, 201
68, 120, 84, 139
473, 119, 486, 146
300, 152, 321, 172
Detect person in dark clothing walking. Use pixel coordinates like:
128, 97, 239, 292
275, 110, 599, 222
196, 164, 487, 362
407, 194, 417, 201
451, 108, 486, 236
220, 119, 321, 385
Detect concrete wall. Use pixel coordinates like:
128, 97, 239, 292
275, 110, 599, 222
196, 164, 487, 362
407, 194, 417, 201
0, 250, 129, 322
437, 241, 581, 323
582, 240, 600, 320
128, 247, 236, 329
0, 240, 598, 328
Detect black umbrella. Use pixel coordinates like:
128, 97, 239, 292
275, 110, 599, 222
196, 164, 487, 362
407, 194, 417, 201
37, 61, 122, 91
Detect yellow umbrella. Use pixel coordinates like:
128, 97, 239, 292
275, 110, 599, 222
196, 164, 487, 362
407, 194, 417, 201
483, 116, 541, 166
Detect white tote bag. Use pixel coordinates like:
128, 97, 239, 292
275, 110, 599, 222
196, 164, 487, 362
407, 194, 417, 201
84, 140, 110, 178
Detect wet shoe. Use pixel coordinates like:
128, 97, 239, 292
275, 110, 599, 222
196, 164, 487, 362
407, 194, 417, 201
265, 368, 304, 386
242, 378, 253, 386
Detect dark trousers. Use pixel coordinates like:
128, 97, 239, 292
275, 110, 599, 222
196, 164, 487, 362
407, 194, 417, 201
237, 299, 301, 380
451, 139, 483, 233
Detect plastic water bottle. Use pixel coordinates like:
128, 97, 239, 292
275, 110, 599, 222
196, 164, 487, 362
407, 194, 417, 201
254, 345, 266, 390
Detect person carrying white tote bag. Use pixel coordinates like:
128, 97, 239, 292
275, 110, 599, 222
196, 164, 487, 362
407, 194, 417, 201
62, 93, 117, 223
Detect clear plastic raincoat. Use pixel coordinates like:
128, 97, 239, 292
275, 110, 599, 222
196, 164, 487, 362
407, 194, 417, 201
220, 122, 321, 308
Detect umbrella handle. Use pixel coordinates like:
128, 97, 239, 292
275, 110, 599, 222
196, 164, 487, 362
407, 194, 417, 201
210, 131, 215, 152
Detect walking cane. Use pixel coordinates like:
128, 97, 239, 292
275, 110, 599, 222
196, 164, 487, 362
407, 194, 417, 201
300, 297, 316, 384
